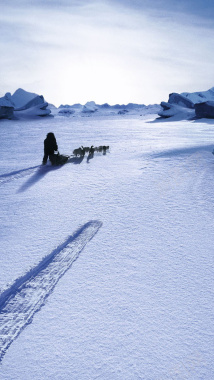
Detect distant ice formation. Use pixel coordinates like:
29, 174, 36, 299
195, 101, 214, 119
158, 87, 214, 120
181, 87, 214, 104
159, 102, 195, 120
57, 101, 160, 117
118, 109, 129, 115
0, 88, 51, 119
11, 88, 39, 109
82, 101, 98, 113
0, 93, 14, 119
58, 108, 75, 116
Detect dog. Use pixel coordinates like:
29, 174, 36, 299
73, 146, 85, 157
73, 145, 109, 157
88, 145, 95, 156
102, 145, 109, 153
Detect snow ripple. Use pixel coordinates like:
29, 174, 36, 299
0, 220, 102, 361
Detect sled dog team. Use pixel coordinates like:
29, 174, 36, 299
73, 145, 109, 157
42, 132, 109, 165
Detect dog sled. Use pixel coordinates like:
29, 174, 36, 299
48, 145, 109, 166
49, 152, 70, 165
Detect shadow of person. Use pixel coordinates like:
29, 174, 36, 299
17, 165, 61, 193
0, 165, 41, 186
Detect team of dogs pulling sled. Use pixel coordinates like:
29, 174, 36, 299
73, 145, 109, 157
50, 145, 109, 165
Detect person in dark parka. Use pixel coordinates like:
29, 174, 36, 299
42, 132, 58, 165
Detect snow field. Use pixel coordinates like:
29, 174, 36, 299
0, 115, 214, 379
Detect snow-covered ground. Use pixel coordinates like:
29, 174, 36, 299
0, 113, 214, 379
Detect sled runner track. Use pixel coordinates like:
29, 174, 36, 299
0, 165, 40, 186
0, 220, 102, 361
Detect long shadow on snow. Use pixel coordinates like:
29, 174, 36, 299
17, 165, 62, 193
0, 165, 40, 186
151, 144, 214, 159
18, 157, 85, 192
0, 157, 84, 190
0, 220, 102, 362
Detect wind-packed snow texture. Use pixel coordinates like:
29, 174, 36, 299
0, 112, 214, 379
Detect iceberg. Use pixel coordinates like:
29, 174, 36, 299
158, 86, 214, 120
158, 102, 195, 120
195, 101, 214, 119
168, 93, 195, 109
0, 93, 14, 119
58, 108, 75, 116
11, 88, 39, 109
82, 101, 98, 113
14, 102, 51, 118
2, 88, 52, 118
181, 87, 214, 104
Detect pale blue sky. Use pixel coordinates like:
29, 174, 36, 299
1, 0, 214, 106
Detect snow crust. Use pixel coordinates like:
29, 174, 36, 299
0, 113, 214, 379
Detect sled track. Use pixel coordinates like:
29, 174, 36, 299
0, 220, 102, 361
0, 166, 40, 186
